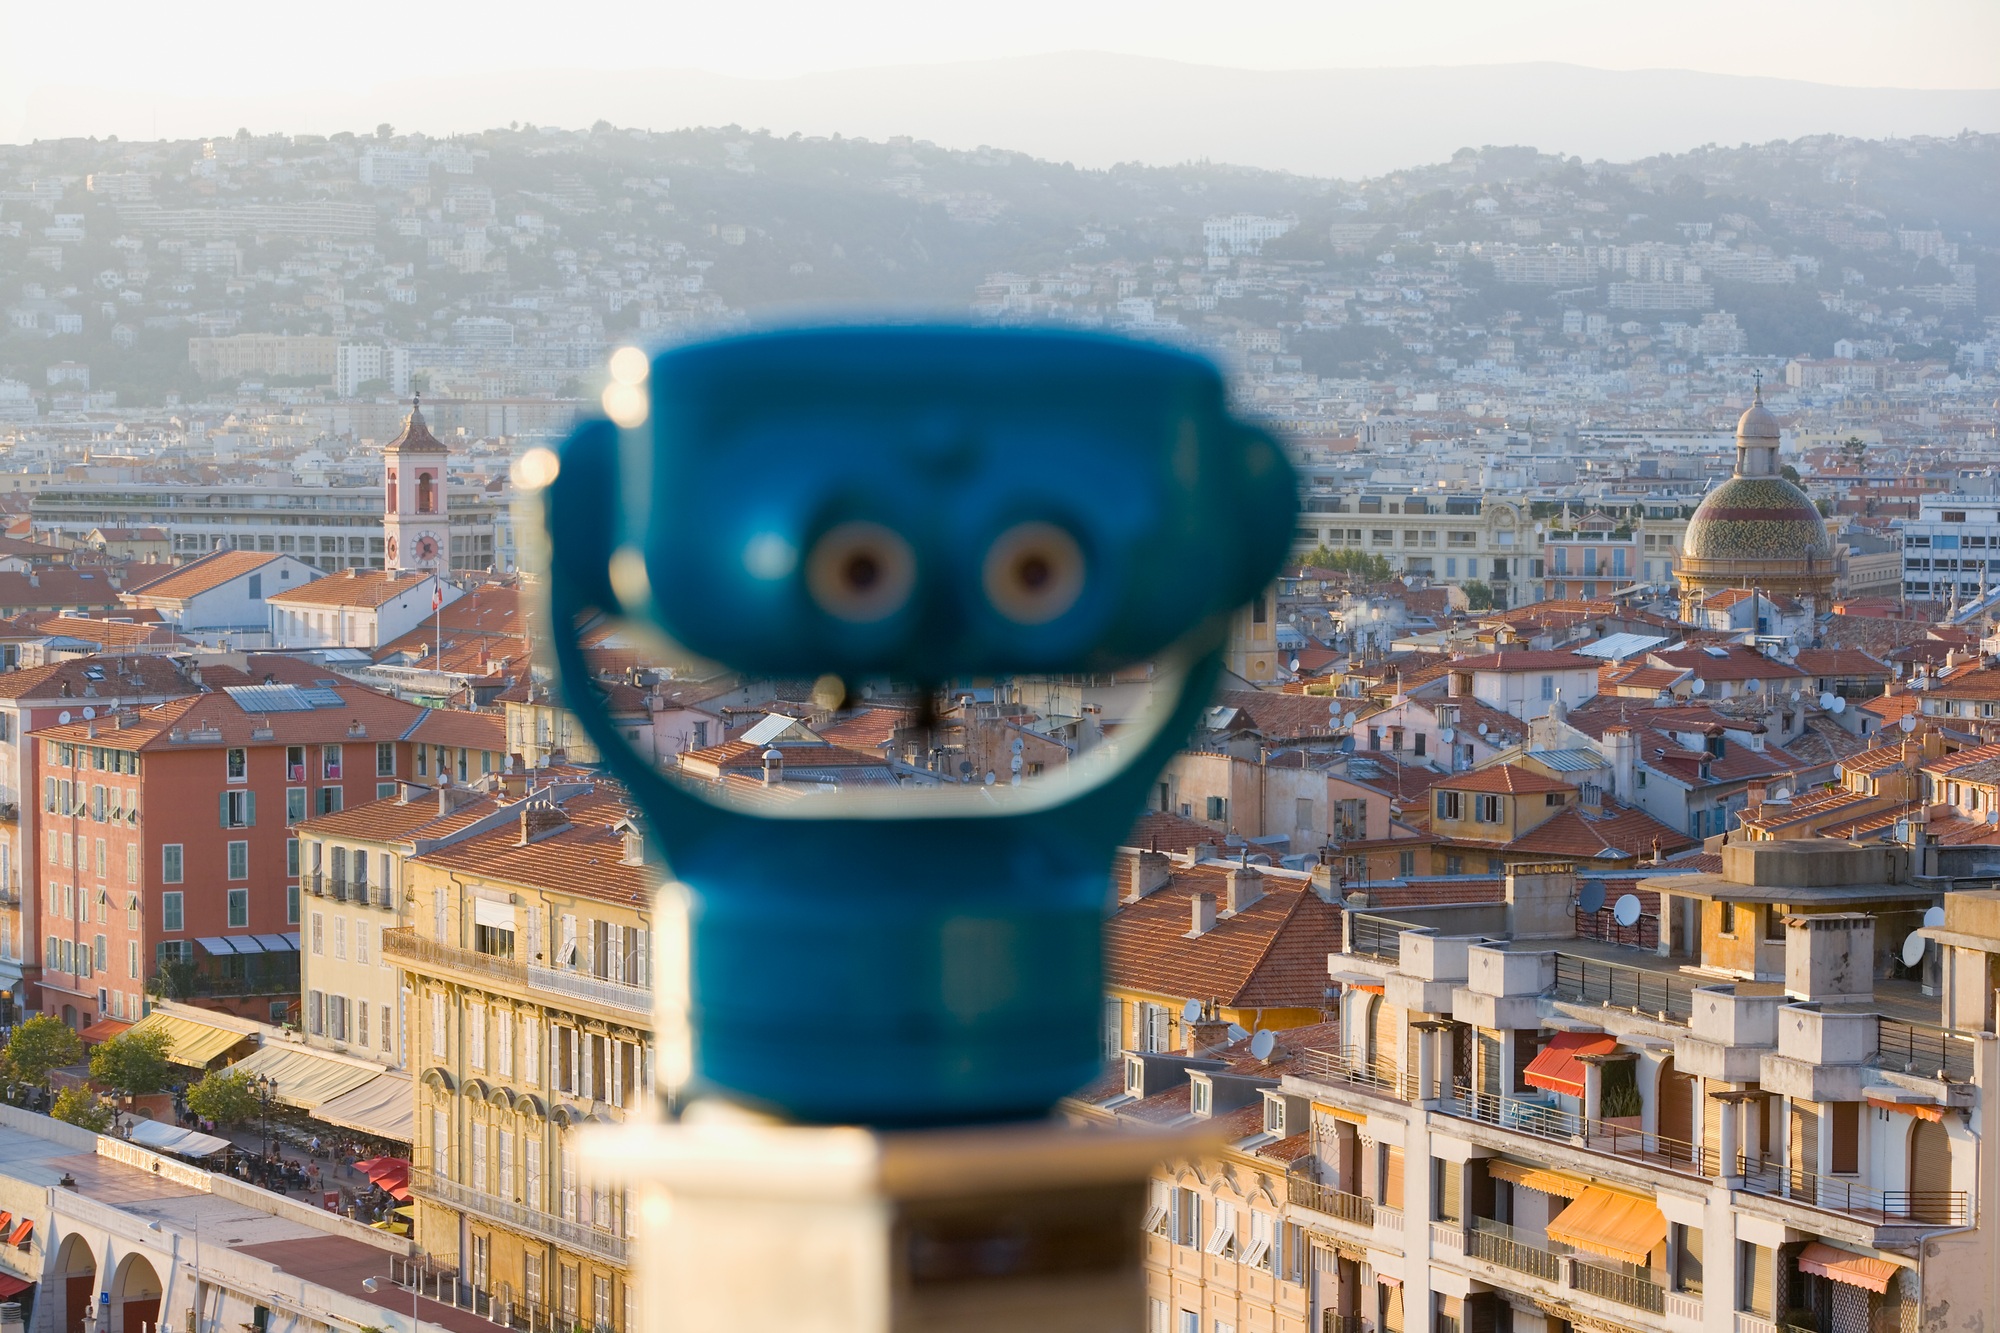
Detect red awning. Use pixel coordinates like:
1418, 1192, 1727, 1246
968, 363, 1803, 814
1866, 1095, 1945, 1122
8, 1220, 31, 1248
1796, 1243, 1899, 1294
1522, 1031, 1619, 1098
78, 1018, 132, 1044
0, 1274, 30, 1298
357, 1156, 412, 1201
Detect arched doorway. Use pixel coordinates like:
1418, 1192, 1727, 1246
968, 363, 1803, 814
1908, 1119, 1952, 1223
1656, 1057, 1695, 1158
110, 1253, 161, 1333
60, 1005, 78, 1028
54, 1235, 96, 1333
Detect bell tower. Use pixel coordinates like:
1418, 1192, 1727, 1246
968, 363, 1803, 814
382, 397, 450, 574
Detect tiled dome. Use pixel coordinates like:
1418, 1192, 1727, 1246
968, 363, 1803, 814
1682, 475, 1831, 564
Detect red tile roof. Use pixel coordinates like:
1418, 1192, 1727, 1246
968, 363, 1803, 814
268, 570, 437, 609
1439, 764, 1575, 795
0, 654, 197, 702
1105, 861, 1342, 1009
32, 682, 425, 750
1507, 799, 1697, 861
123, 550, 290, 601
1447, 650, 1599, 672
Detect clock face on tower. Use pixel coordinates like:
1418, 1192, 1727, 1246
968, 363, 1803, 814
412, 531, 443, 565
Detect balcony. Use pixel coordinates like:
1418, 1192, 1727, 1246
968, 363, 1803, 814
1550, 951, 1697, 1024
1346, 912, 1414, 963
1570, 1256, 1665, 1314
384, 928, 653, 1017
412, 1167, 630, 1265
1298, 1046, 1419, 1102
1875, 1017, 1976, 1083
1439, 1084, 1717, 1179
1286, 1174, 1374, 1228
1735, 1155, 1969, 1226
1465, 1217, 1563, 1283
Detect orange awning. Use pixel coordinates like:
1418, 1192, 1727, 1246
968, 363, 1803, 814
1866, 1095, 1945, 1122
0, 1274, 29, 1299
1484, 1160, 1592, 1199
1545, 1187, 1666, 1266
1522, 1031, 1618, 1098
1348, 982, 1384, 995
0, 1214, 13, 1237
1797, 1243, 1899, 1294
78, 1018, 131, 1044
8, 1220, 31, 1248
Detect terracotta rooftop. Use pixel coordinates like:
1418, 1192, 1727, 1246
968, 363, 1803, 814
31, 682, 426, 750
268, 569, 437, 609
1105, 860, 1342, 1009
123, 549, 294, 602
1438, 764, 1575, 795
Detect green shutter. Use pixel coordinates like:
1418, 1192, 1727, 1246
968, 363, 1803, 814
245, 791, 256, 826
219, 791, 229, 826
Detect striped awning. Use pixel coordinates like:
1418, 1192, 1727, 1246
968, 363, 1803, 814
1797, 1243, 1899, 1294
1545, 1187, 1666, 1266
227, 1045, 382, 1110
1865, 1095, 1945, 1122
126, 1011, 252, 1067
1522, 1031, 1619, 1098
1484, 1159, 1593, 1199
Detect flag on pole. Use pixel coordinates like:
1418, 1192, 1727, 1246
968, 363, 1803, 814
432, 583, 444, 611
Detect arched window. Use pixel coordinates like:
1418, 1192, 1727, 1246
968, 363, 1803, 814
386, 470, 397, 511
416, 472, 435, 514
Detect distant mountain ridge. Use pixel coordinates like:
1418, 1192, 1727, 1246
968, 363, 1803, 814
18, 53, 2000, 177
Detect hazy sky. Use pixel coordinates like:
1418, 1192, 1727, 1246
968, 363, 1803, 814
4, 0, 1997, 97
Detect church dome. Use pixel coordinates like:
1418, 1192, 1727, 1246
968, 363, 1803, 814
1681, 474, 1832, 564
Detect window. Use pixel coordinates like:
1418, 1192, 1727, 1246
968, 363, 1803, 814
286, 787, 307, 824
1435, 790, 1463, 820
1673, 1223, 1703, 1294
1399, 850, 1415, 876
1243, 1210, 1275, 1270
1719, 900, 1737, 936
377, 742, 395, 776
524, 1252, 544, 1308
228, 889, 249, 928
227, 841, 249, 879
308, 990, 325, 1036
322, 744, 343, 779
592, 1276, 612, 1331
472, 1123, 488, 1192
334, 916, 347, 960
286, 746, 306, 782
1205, 795, 1227, 822
1738, 1241, 1771, 1317
163, 892, 184, 932
1476, 794, 1502, 823
125, 844, 137, 885
357, 920, 370, 964
221, 790, 255, 827
378, 783, 397, 800
1540, 676, 1554, 701
431, 1108, 448, 1176
1190, 1078, 1211, 1115
316, 787, 343, 816
1205, 1200, 1236, 1257
128, 940, 139, 979
226, 748, 247, 781
164, 843, 185, 883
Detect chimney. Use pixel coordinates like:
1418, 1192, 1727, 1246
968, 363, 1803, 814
761, 747, 783, 786
1578, 782, 1602, 815
1784, 912, 1875, 1003
1186, 892, 1217, 938
620, 821, 647, 867
1184, 1012, 1231, 1056
1126, 850, 1173, 903
1225, 866, 1264, 914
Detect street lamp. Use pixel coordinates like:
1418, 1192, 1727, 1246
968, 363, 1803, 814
250, 1074, 275, 1158
364, 1274, 419, 1333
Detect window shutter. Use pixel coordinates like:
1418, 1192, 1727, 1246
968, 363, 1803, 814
1382, 1145, 1404, 1206
1703, 1090, 1724, 1174
1790, 1103, 1819, 1203
219, 791, 229, 826
1436, 1158, 1461, 1222
1478, 1029, 1502, 1097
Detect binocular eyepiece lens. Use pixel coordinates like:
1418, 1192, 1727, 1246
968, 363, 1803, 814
806, 521, 918, 623
983, 522, 1085, 625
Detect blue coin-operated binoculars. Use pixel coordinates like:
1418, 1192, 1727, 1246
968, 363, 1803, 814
539, 325, 1297, 1130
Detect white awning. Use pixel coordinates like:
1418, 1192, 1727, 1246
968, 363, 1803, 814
127, 1118, 232, 1158
312, 1070, 413, 1143
473, 899, 516, 930
228, 1045, 383, 1110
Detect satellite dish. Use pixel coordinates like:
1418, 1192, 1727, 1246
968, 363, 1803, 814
1250, 1030, 1277, 1061
1899, 714, 1916, 732
1832, 696, 1847, 714
958, 760, 972, 775
1478, 721, 1489, 736
1578, 881, 1607, 915
1290, 657, 1301, 673
1010, 754, 1023, 772
81, 706, 95, 720
1343, 712, 1357, 729
57, 710, 70, 725
1924, 906, 1946, 928
1901, 932, 1927, 969
1691, 678, 1706, 695
1181, 998, 1203, 1023
1613, 894, 1642, 927
1745, 678, 1761, 693
1011, 738, 1024, 754
1439, 728, 1455, 743
1226, 1023, 1249, 1041
1330, 701, 1344, 720
984, 771, 996, 785
1818, 692, 1836, 710
1791, 690, 1802, 704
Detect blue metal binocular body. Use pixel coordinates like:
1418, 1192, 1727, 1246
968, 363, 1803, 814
540, 325, 1297, 1126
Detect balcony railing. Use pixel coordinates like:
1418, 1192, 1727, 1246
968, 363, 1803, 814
1571, 1257, 1666, 1314
412, 1168, 630, 1265
1299, 1046, 1419, 1101
1876, 1018, 1976, 1083
1551, 952, 1696, 1024
1735, 1155, 1969, 1225
527, 963, 651, 1015
1441, 1084, 1717, 1177
1321, 1315, 1366, 1333
385, 929, 653, 1016
1346, 913, 1414, 963
1287, 1174, 1375, 1228
1466, 1217, 1562, 1283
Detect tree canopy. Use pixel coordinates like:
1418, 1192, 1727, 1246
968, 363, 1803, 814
184, 1069, 262, 1128
89, 1028, 175, 1100
4, 1015, 82, 1088
51, 1086, 111, 1132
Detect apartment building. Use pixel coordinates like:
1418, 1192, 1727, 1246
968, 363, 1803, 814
1900, 496, 2000, 604
1295, 493, 1542, 608
0, 655, 198, 1017
1084, 846, 1995, 1333
388, 783, 652, 1333
27, 682, 429, 1027
30, 480, 507, 573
